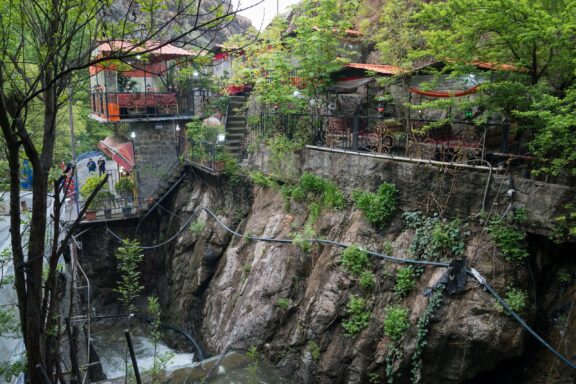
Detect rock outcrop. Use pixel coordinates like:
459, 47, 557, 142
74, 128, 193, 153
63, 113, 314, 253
158, 149, 575, 383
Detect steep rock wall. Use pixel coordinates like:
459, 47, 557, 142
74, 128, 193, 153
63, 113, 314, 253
161, 150, 575, 383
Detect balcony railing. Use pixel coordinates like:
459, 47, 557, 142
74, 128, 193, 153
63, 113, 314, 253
256, 112, 524, 164
89, 90, 202, 122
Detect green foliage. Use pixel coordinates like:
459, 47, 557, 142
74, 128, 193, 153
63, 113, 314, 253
341, 245, 370, 276
275, 298, 290, 311
147, 296, 173, 384
557, 270, 573, 285
395, 266, 416, 297
342, 296, 371, 337
246, 346, 259, 384
359, 270, 376, 291
267, 135, 303, 179
488, 221, 529, 262
383, 241, 394, 256
115, 177, 134, 197
0, 354, 26, 383
496, 287, 528, 314
383, 305, 410, 342
411, 286, 445, 384
403, 212, 468, 261
189, 220, 205, 235
368, 372, 381, 384
551, 202, 576, 243
352, 183, 399, 229
80, 175, 112, 209
249, 172, 276, 188
291, 224, 316, 252
114, 239, 144, 313
308, 340, 321, 361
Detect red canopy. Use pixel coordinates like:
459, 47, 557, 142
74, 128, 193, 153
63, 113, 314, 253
98, 136, 135, 172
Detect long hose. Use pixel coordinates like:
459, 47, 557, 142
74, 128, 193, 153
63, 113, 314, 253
104, 206, 576, 371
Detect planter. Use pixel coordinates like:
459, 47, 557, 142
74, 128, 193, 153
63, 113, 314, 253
213, 160, 225, 171
85, 210, 97, 221
122, 207, 132, 217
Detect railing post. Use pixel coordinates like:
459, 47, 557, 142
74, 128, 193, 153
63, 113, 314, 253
352, 116, 359, 151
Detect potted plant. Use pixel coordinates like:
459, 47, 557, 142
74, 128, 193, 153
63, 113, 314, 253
115, 177, 134, 216
80, 175, 112, 220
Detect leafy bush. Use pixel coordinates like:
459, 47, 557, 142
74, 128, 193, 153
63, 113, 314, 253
395, 266, 416, 297
403, 211, 468, 260
496, 287, 528, 313
308, 340, 321, 361
249, 171, 276, 188
341, 245, 370, 275
359, 270, 376, 290
275, 298, 290, 311
352, 182, 398, 228
80, 175, 112, 209
383, 305, 410, 342
115, 177, 134, 197
488, 221, 529, 262
342, 296, 371, 337
291, 224, 316, 252
189, 220, 205, 235
291, 172, 346, 210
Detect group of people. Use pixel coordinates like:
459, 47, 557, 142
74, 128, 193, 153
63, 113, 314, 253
87, 156, 106, 176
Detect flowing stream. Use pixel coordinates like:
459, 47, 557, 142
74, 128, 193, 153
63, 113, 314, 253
91, 324, 196, 380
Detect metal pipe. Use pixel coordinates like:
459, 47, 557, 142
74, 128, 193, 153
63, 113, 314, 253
306, 145, 502, 172
124, 330, 142, 384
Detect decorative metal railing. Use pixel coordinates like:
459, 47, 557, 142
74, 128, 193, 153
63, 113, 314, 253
89, 90, 205, 121
256, 112, 522, 163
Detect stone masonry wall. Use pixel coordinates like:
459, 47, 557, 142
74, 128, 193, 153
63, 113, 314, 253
130, 122, 179, 200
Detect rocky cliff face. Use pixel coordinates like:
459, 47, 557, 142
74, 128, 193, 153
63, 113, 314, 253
152, 149, 575, 383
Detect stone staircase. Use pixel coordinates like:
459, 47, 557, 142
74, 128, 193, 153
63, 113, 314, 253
225, 96, 248, 156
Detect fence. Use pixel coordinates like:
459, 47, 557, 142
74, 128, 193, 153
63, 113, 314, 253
89, 89, 207, 121
257, 112, 526, 163
187, 140, 227, 172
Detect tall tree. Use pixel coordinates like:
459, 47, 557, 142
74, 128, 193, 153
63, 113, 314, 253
0, 0, 257, 382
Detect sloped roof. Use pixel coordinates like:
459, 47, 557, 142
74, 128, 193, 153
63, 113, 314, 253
346, 63, 404, 75
93, 40, 195, 59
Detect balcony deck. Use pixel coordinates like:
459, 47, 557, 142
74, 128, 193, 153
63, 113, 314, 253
89, 91, 198, 123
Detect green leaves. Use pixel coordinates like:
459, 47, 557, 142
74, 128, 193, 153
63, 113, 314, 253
352, 183, 399, 229
383, 305, 410, 342
341, 245, 370, 276
114, 239, 144, 313
342, 295, 371, 337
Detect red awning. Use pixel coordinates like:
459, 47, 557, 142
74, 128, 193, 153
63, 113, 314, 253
98, 136, 135, 172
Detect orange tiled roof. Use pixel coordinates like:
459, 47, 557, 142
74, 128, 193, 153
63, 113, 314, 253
93, 40, 196, 58
346, 63, 404, 75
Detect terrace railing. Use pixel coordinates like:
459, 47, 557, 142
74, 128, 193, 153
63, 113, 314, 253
89, 90, 203, 121
257, 112, 519, 163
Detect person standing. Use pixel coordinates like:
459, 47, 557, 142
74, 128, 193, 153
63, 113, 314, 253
97, 157, 106, 176
87, 158, 96, 173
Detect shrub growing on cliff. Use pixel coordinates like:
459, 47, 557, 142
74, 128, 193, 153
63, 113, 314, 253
114, 239, 144, 313
403, 212, 468, 260
488, 221, 529, 262
249, 171, 276, 188
352, 182, 398, 228
395, 266, 416, 297
342, 296, 371, 336
341, 245, 370, 275
383, 305, 410, 342
496, 287, 528, 314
